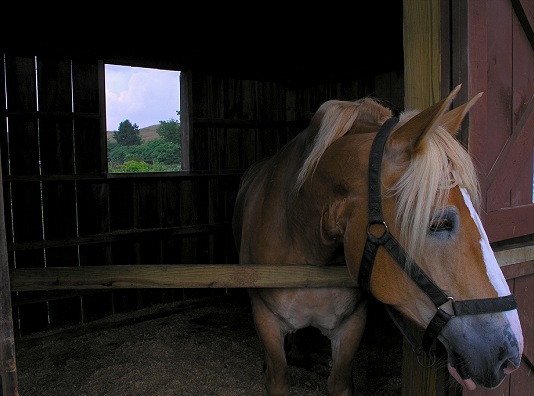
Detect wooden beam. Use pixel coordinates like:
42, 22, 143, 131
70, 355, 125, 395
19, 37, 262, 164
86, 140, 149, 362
9, 264, 357, 291
402, 0, 445, 394
403, 0, 442, 110
485, 205, 534, 243
0, 161, 19, 394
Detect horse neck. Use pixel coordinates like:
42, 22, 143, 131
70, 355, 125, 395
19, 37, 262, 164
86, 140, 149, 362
289, 132, 374, 265
286, 166, 344, 264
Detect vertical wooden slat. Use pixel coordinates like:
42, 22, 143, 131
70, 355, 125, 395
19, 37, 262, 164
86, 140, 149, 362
402, 0, 444, 395
1, 56, 16, 293
509, 274, 534, 394
5, 54, 48, 334
449, 0, 470, 146
4, 56, 39, 176
180, 70, 192, 171
511, 5, 534, 206
76, 180, 110, 239
160, 178, 181, 267
72, 59, 113, 322
37, 56, 75, 175
72, 59, 104, 174
8, 183, 42, 265
403, 0, 442, 110
37, 56, 81, 328
5, 55, 42, 254
1, 54, 8, 176
136, 179, 165, 308
137, 179, 163, 263
41, 180, 80, 328
77, 180, 112, 321
485, 0, 514, 212
108, 179, 139, 314
0, 154, 19, 396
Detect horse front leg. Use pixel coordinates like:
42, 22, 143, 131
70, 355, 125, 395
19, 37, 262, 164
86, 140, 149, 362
327, 297, 367, 396
249, 290, 290, 396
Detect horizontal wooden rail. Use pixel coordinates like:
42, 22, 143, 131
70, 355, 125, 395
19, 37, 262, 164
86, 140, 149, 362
7, 223, 230, 252
3, 169, 244, 182
9, 244, 534, 292
9, 265, 357, 291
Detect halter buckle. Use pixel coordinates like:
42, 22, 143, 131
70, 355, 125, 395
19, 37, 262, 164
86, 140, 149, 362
438, 296, 456, 317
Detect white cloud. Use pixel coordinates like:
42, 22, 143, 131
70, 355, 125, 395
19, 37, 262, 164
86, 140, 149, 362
105, 65, 180, 131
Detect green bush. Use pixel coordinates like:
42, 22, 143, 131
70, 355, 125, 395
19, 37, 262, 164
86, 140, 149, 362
108, 139, 182, 173
138, 139, 180, 165
119, 160, 151, 172
108, 142, 132, 165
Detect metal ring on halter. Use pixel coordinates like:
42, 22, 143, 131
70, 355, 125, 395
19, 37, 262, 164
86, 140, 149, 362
417, 349, 437, 368
366, 220, 389, 243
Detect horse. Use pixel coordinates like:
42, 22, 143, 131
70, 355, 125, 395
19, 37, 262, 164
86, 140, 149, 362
232, 85, 524, 396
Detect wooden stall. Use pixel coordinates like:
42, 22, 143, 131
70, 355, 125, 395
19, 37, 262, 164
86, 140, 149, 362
403, 1, 534, 395
0, 1, 533, 395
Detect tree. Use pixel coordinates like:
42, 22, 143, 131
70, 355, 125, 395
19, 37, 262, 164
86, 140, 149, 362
113, 119, 142, 146
121, 160, 151, 172
156, 118, 180, 144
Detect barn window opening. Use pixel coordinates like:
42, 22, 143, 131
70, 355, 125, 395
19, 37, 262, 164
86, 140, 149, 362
104, 64, 181, 173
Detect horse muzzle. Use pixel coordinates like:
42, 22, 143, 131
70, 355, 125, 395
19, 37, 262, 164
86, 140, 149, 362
441, 313, 523, 390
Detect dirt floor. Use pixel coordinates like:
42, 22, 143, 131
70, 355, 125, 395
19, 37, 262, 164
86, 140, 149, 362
15, 291, 402, 396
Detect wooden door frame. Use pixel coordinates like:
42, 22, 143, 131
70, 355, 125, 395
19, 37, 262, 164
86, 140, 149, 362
402, 1, 534, 395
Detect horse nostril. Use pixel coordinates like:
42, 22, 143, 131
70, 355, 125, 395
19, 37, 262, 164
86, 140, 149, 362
502, 358, 519, 375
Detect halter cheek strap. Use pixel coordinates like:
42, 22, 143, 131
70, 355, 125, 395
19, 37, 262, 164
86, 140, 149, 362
358, 117, 518, 359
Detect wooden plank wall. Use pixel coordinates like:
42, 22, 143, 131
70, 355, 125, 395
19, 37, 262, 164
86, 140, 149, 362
6, 172, 243, 336
458, 2, 534, 392
1, 52, 404, 337
466, 0, 534, 242
188, 72, 404, 171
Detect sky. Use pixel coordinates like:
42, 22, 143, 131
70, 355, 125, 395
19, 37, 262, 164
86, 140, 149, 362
105, 64, 180, 131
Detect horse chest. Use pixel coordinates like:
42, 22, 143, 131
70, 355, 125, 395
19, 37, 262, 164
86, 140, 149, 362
257, 288, 361, 332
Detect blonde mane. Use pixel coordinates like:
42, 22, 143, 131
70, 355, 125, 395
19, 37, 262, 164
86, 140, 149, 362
295, 98, 392, 192
387, 110, 481, 264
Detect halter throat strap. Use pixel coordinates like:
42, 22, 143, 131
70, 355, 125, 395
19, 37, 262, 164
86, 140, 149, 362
358, 117, 518, 358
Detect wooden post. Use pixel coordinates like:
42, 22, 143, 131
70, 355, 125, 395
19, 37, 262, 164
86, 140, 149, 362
0, 156, 19, 394
403, 0, 442, 111
180, 70, 192, 171
402, 1, 458, 395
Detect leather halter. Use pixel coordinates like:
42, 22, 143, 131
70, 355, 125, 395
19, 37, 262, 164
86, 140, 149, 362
358, 117, 518, 359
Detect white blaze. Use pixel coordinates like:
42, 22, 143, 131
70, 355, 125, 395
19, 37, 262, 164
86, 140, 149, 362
460, 188, 524, 352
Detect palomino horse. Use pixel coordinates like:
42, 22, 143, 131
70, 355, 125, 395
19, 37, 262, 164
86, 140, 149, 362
232, 85, 524, 395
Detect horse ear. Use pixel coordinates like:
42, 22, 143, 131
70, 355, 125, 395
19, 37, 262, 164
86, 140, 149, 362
440, 92, 483, 135
389, 84, 462, 153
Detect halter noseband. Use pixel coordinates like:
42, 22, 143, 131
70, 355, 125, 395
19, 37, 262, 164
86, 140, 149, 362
358, 117, 518, 359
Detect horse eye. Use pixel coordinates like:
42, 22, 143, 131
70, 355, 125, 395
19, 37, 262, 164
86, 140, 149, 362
429, 217, 453, 233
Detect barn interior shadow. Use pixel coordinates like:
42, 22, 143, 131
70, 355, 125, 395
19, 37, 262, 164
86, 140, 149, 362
15, 289, 403, 395
190, 290, 403, 393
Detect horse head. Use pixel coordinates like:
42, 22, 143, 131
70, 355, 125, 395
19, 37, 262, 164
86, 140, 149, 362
306, 86, 524, 390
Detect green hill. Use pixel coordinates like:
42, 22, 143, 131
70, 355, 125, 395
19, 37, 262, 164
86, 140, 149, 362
107, 124, 160, 143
